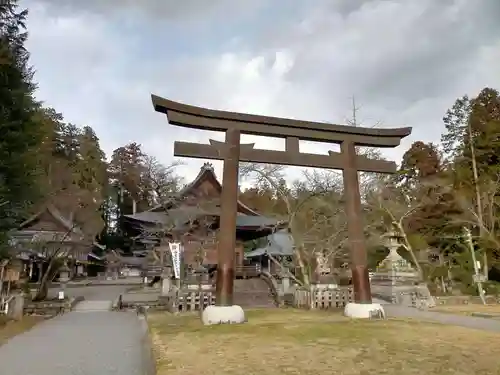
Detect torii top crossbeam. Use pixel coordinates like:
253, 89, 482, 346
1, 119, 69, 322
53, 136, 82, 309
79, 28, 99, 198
152, 95, 411, 147
151, 95, 411, 174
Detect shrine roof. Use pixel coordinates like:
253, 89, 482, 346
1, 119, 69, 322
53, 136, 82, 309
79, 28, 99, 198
146, 162, 261, 216
245, 230, 294, 258
124, 163, 288, 231
9, 203, 106, 250
17, 204, 82, 234
124, 209, 284, 230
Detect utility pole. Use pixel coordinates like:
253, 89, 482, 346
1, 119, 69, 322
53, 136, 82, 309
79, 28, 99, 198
352, 96, 358, 127
347, 96, 362, 127
467, 117, 488, 279
464, 227, 486, 305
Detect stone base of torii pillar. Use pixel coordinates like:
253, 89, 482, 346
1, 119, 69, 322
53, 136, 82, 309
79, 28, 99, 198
201, 305, 246, 325
344, 302, 385, 319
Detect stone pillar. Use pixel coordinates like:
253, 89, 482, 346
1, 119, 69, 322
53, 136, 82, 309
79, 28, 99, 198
7, 293, 25, 321
161, 267, 172, 296
161, 277, 171, 295
281, 276, 291, 294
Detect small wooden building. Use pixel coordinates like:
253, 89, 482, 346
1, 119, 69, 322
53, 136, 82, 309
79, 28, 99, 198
103, 249, 147, 278
9, 204, 97, 281
123, 163, 287, 269
0, 258, 22, 298
244, 229, 295, 275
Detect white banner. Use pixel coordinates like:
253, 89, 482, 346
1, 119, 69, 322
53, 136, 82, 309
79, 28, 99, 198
169, 242, 183, 279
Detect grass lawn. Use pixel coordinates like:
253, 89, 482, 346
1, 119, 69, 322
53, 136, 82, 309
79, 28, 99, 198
0, 316, 46, 346
148, 308, 500, 375
431, 304, 500, 316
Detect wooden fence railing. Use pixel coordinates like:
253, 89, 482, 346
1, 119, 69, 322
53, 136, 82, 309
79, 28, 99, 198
287, 287, 353, 309
167, 290, 216, 312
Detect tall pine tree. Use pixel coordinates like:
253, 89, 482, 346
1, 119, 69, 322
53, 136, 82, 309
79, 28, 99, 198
0, 1, 44, 255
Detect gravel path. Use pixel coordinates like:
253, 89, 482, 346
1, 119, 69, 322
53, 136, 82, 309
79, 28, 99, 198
383, 304, 500, 332
0, 310, 147, 375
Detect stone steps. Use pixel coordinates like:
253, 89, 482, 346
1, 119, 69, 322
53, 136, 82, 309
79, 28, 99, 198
73, 300, 113, 312
233, 278, 277, 308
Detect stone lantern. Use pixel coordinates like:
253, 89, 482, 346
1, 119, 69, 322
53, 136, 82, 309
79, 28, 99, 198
58, 262, 71, 300
377, 232, 415, 273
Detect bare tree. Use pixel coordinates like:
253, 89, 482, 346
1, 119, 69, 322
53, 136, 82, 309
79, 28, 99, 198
143, 156, 184, 204
364, 176, 427, 279
453, 174, 500, 261
240, 163, 350, 287
31, 204, 103, 301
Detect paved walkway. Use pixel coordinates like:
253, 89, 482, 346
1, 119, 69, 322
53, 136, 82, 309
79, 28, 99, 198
383, 304, 500, 333
73, 300, 114, 311
0, 295, 149, 375
47, 285, 133, 301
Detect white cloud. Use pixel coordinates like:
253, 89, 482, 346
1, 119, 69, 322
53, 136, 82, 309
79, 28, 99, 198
21, 0, 500, 185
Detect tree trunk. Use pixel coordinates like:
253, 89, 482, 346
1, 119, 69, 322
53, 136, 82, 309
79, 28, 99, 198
295, 246, 310, 287
438, 253, 447, 294
397, 222, 424, 280
483, 252, 489, 279
33, 259, 55, 301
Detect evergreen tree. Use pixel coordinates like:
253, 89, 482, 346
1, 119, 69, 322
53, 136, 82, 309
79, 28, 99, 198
0, 1, 44, 253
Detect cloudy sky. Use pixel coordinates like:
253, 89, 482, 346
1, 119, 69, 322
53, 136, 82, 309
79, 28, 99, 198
22, 0, 500, 183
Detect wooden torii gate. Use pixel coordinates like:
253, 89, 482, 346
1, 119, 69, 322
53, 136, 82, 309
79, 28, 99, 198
151, 94, 411, 306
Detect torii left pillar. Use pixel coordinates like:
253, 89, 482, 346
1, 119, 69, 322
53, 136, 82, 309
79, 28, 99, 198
201, 128, 246, 325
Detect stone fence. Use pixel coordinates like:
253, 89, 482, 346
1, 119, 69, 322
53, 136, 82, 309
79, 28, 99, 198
23, 296, 83, 316
434, 295, 500, 305
1, 293, 24, 320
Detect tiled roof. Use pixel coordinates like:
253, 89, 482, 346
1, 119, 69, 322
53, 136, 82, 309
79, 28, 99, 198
19, 204, 82, 234
124, 164, 288, 237
245, 230, 295, 258
146, 163, 261, 216
125, 209, 283, 229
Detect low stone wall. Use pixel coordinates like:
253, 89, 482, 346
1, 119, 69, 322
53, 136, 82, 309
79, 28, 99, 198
371, 271, 420, 283
125, 286, 160, 294
23, 296, 84, 316
434, 295, 500, 305
139, 312, 157, 375
371, 283, 436, 308
120, 300, 167, 312
118, 292, 168, 312
28, 276, 145, 289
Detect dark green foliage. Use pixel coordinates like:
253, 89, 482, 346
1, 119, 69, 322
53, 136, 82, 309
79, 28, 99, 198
0, 1, 43, 254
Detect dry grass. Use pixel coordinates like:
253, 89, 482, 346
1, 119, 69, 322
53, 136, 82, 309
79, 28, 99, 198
432, 304, 500, 316
0, 315, 46, 346
148, 308, 500, 375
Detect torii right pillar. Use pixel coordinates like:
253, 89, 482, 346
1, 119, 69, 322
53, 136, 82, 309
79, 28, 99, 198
341, 142, 372, 298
